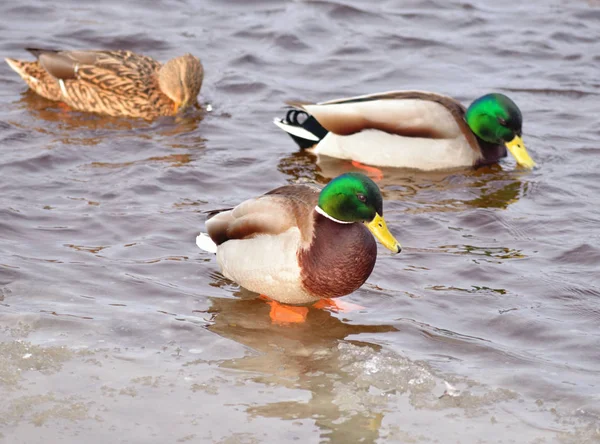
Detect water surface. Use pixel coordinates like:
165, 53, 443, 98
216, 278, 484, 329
1, 0, 600, 442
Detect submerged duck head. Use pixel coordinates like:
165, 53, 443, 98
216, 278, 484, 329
465, 93, 535, 169
158, 53, 204, 112
317, 172, 401, 254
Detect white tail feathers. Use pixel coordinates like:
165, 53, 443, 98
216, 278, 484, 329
273, 117, 320, 141
196, 233, 218, 254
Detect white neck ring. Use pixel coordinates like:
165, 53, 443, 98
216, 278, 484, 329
314, 205, 353, 224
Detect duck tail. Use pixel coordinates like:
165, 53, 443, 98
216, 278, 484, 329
196, 233, 218, 254
5, 58, 28, 78
273, 108, 328, 149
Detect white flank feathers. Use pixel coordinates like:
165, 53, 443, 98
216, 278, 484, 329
313, 129, 479, 170
216, 227, 319, 304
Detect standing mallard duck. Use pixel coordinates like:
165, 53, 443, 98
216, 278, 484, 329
196, 173, 401, 323
274, 91, 535, 171
5, 48, 203, 119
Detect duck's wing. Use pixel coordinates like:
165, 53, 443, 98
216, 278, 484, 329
206, 184, 320, 246
289, 90, 478, 146
28, 48, 160, 96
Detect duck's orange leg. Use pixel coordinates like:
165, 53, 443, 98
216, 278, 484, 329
259, 295, 309, 324
312, 298, 365, 313
351, 161, 384, 181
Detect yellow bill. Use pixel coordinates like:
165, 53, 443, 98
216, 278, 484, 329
365, 213, 401, 254
506, 135, 535, 169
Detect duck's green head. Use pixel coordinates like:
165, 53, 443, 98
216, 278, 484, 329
465, 93, 535, 169
317, 173, 401, 254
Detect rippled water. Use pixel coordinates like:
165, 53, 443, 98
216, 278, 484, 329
1, 0, 600, 443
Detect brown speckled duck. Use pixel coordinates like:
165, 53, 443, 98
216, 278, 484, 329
196, 173, 401, 323
5, 48, 203, 119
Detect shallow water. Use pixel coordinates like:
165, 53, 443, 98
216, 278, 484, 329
1, 0, 600, 443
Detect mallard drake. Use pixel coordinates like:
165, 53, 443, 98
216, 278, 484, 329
274, 91, 535, 171
5, 48, 203, 119
196, 173, 401, 322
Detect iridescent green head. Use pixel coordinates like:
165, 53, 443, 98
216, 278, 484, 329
318, 173, 382, 222
317, 173, 401, 253
465, 93, 535, 168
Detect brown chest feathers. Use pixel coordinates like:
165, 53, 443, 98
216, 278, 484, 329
298, 213, 377, 299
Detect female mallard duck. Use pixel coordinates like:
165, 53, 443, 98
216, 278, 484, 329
5, 48, 203, 119
196, 173, 401, 323
274, 91, 535, 171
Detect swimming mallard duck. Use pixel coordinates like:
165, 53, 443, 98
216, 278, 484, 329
196, 173, 401, 322
5, 48, 203, 119
274, 91, 535, 171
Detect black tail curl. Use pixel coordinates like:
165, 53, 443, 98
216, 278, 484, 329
282, 109, 328, 149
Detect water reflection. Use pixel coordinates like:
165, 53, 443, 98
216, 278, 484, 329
90, 153, 194, 169
203, 289, 398, 442
201, 290, 519, 443
10, 90, 206, 141
438, 244, 526, 260
278, 151, 527, 211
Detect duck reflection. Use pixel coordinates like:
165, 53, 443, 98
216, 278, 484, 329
278, 151, 527, 211
204, 285, 398, 443
12, 90, 206, 140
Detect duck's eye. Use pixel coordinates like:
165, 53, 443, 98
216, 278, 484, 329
357, 193, 367, 203
497, 117, 507, 126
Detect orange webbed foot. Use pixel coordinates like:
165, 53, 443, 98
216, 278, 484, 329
259, 295, 309, 325
351, 160, 384, 181
312, 298, 365, 313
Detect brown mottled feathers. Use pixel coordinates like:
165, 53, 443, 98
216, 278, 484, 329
5, 57, 62, 101
288, 90, 481, 152
5, 48, 203, 120
206, 184, 319, 246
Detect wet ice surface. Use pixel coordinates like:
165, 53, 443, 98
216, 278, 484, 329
2, 0, 600, 442
2, 316, 599, 443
